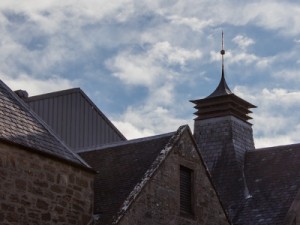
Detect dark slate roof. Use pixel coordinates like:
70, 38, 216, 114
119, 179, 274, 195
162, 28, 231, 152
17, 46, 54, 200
0, 80, 90, 169
233, 144, 300, 225
207, 72, 232, 98
24, 88, 126, 152
79, 127, 187, 225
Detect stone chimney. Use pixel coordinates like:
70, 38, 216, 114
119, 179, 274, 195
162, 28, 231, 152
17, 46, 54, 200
14, 90, 29, 100
190, 33, 256, 219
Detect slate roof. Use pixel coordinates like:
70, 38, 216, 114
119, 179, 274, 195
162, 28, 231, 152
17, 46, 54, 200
24, 88, 126, 152
232, 144, 300, 225
207, 71, 232, 98
79, 128, 184, 225
0, 80, 90, 169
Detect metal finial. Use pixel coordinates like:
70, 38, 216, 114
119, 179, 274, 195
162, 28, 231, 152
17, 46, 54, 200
205, 31, 232, 98
220, 31, 225, 79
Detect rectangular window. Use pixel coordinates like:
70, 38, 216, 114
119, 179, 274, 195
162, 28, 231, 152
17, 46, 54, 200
180, 165, 193, 215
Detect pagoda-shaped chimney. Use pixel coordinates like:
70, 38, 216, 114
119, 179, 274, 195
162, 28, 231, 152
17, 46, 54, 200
191, 32, 256, 219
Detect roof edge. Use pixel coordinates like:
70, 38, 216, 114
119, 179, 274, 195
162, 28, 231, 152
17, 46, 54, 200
26, 87, 127, 141
78, 89, 127, 141
185, 126, 233, 224
111, 125, 188, 224
78, 132, 175, 153
2, 81, 92, 170
254, 142, 300, 152
283, 188, 300, 225
0, 136, 96, 174
25, 88, 81, 101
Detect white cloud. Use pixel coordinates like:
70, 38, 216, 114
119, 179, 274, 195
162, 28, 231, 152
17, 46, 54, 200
106, 41, 201, 87
1, 0, 300, 150
232, 35, 255, 49
112, 121, 154, 139
234, 85, 300, 148
113, 104, 191, 140
0, 74, 77, 96
273, 69, 300, 82
168, 15, 214, 32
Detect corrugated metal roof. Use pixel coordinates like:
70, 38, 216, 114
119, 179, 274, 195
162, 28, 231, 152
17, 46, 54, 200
24, 88, 126, 153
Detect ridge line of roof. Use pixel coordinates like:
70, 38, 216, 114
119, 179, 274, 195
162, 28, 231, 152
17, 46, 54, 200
26, 87, 127, 141
26, 88, 81, 101
77, 131, 176, 153
254, 142, 300, 151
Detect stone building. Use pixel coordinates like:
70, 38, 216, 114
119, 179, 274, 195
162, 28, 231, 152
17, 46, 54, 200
2, 37, 300, 225
80, 125, 230, 225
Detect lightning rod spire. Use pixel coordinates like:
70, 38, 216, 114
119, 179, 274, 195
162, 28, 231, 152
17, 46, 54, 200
220, 31, 225, 79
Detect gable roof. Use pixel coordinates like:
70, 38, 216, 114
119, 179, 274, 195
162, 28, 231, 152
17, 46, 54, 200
24, 88, 126, 152
0, 80, 91, 170
79, 130, 176, 224
233, 143, 300, 225
80, 125, 232, 225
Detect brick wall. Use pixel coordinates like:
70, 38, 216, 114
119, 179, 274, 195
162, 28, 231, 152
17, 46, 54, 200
117, 130, 230, 225
0, 142, 94, 225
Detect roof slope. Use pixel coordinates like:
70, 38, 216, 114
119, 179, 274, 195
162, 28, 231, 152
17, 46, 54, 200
233, 144, 300, 225
25, 88, 126, 152
79, 129, 179, 224
0, 80, 90, 168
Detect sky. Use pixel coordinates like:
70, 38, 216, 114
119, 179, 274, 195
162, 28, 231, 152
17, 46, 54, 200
1, 0, 300, 148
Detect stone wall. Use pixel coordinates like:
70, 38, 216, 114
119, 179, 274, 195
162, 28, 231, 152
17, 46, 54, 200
0, 142, 94, 225
118, 130, 230, 225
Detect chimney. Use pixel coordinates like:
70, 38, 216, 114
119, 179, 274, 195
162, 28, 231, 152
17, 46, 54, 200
14, 90, 29, 100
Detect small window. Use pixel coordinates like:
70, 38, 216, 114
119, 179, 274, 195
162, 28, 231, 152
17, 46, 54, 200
180, 166, 193, 215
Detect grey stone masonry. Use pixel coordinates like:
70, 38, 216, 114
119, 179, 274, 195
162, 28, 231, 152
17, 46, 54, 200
0, 142, 94, 225
117, 128, 231, 225
194, 115, 255, 219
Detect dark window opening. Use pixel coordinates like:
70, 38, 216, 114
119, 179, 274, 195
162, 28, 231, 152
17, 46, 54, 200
180, 165, 193, 215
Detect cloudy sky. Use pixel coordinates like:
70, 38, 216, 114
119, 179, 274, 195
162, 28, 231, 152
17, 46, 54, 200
1, 0, 300, 148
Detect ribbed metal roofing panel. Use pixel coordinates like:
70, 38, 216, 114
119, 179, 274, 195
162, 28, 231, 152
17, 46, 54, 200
25, 88, 126, 153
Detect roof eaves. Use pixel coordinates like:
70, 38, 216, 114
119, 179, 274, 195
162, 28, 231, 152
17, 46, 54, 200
111, 125, 188, 224
3, 82, 92, 170
0, 137, 96, 173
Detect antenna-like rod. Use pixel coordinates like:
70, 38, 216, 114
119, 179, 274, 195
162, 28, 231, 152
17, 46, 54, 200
220, 31, 225, 79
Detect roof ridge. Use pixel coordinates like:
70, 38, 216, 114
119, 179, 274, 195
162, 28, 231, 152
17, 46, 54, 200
26, 87, 80, 101
78, 131, 176, 153
111, 125, 188, 224
254, 142, 300, 151
26, 87, 127, 141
